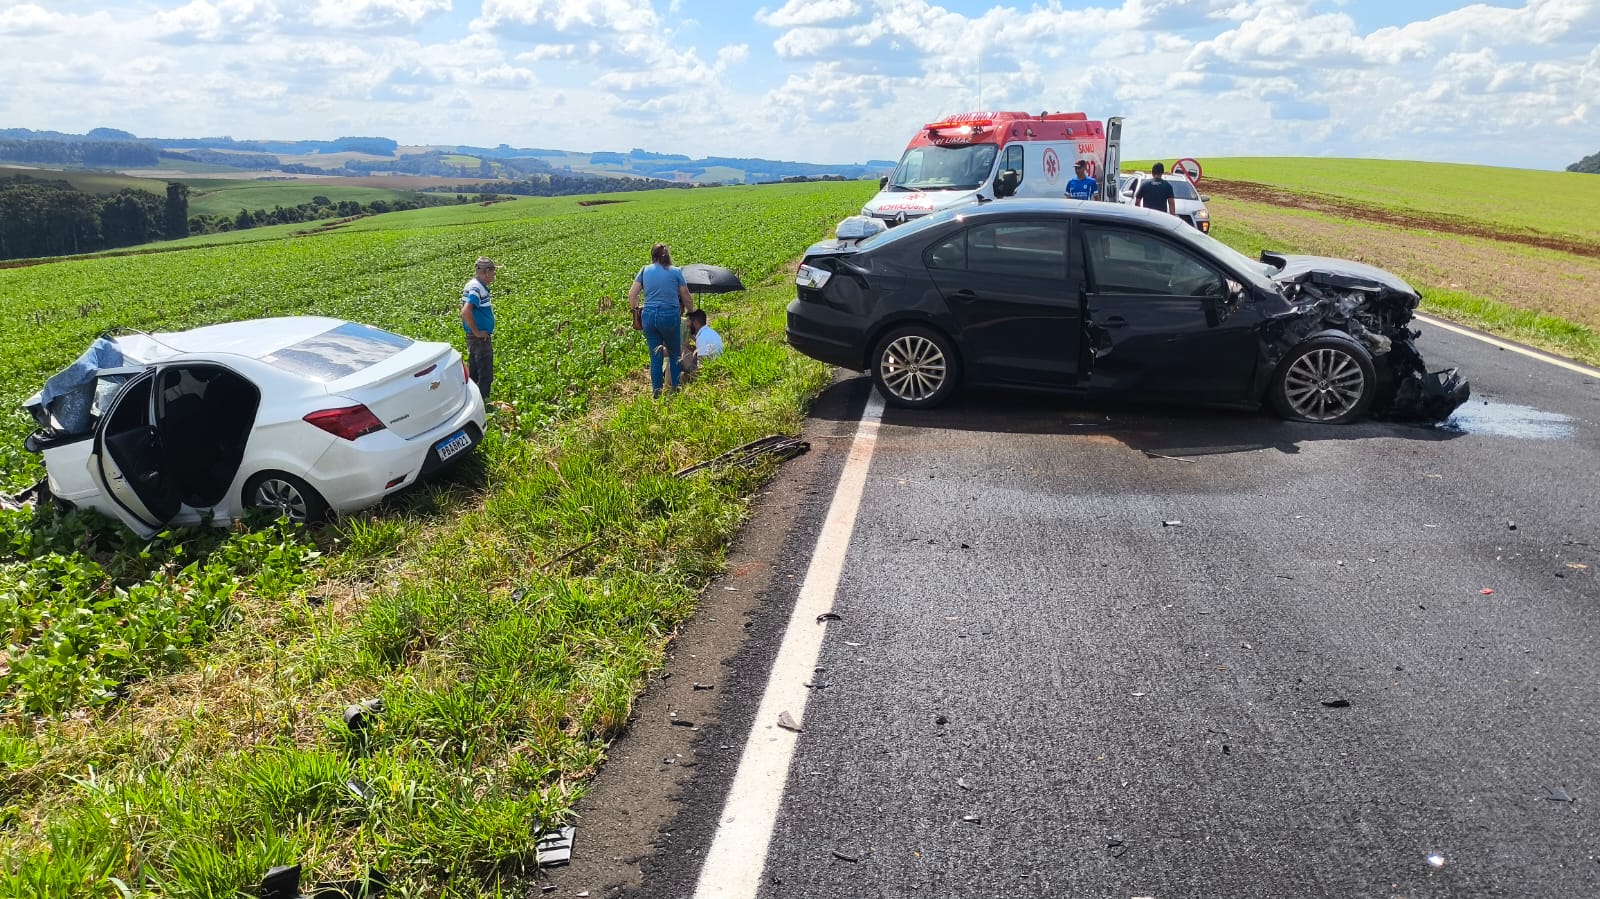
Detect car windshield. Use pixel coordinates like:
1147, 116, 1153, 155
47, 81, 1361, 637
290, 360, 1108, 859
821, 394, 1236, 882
1167, 178, 1200, 200
258, 322, 413, 382
1166, 224, 1278, 289
887, 143, 998, 192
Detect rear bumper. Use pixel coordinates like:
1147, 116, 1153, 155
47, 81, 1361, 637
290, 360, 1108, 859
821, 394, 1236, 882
786, 299, 866, 370
306, 388, 487, 514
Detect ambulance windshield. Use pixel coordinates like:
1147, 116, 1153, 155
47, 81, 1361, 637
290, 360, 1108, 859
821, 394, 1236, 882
887, 143, 998, 192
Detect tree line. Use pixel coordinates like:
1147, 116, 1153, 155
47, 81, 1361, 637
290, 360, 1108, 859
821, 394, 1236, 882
0, 139, 159, 168
1569, 152, 1599, 174
0, 176, 184, 259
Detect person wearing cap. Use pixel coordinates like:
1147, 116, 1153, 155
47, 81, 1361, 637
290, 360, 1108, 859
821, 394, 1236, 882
1135, 161, 1178, 216
627, 242, 694, 397
1065, 159, 1098, 201
460, 256, 497, 402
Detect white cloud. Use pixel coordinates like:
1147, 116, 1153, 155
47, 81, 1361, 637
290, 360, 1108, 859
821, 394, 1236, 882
476, 0, 658, 35
309, 0, 452, 32
756, 0, 861, 28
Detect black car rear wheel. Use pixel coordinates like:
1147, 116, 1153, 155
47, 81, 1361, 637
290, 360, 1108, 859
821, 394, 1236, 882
871, 325, 959, 409
1270, 337, 1375, 424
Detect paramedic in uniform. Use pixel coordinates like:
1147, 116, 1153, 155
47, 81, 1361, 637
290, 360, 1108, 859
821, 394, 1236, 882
1065, 159, 1098, 201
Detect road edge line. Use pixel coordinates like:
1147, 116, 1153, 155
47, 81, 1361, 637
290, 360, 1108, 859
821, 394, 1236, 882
691, 391, 886, 899
1416, 313, 1600, 380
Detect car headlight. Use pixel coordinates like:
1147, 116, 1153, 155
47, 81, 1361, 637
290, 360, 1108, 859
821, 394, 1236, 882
796, 264, 833, 289
1193, 209, 1210, 221
861, 207, 872, 216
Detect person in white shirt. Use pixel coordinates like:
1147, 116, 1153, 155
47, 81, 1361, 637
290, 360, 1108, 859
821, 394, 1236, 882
681, 309, 723, 382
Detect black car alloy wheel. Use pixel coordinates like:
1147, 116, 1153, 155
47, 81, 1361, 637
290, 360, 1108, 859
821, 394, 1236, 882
871, 325, 959, 409
1271, 336, 1376, 424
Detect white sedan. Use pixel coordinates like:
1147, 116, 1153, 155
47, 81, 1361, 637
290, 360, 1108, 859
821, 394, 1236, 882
23, 316, 487, 536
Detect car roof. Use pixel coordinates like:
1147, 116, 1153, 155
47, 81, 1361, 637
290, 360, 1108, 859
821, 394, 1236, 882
118, 316, 354, 362
956, 198, 1193, 231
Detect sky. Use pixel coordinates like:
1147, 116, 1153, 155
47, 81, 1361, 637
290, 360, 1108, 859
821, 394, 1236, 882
0, 0, 1596, 171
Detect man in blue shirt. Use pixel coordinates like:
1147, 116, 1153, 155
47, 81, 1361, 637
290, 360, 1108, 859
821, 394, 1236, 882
1065, 159, 1098, 201
460, 256, 496, 403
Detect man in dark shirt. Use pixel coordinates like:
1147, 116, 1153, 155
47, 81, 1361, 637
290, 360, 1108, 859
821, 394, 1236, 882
1135, 161, 1177, 215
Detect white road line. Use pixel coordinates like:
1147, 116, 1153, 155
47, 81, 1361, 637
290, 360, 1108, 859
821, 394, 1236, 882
692, 391, 886, 899
1416, 313, 1600, 380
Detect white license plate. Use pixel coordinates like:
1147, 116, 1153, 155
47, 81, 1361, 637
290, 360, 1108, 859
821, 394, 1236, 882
435, 430, 471, 462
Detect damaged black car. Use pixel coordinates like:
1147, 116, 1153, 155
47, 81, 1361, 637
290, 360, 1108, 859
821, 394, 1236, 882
786, 200, 1469, 423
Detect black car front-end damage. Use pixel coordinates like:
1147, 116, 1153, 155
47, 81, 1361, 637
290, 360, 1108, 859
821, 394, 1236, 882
1260, 253, 1470, 422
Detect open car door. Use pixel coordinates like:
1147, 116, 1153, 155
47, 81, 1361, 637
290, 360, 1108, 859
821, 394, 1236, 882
1102, 116, 1123, 202
86, 368, 181, 536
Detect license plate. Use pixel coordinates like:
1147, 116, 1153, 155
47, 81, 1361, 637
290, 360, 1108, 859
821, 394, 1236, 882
434, 429, 471, 462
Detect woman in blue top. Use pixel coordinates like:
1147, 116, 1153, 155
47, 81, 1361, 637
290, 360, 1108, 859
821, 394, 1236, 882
628, 242, 695, 396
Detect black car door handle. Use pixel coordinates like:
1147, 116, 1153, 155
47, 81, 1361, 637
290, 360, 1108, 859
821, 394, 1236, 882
1103, 315, 1129, 328
952, 289, 978, 302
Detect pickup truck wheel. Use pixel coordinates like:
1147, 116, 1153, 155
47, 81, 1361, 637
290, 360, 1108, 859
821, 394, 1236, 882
871, 325, 960, 409
1271, 337, 1375, 424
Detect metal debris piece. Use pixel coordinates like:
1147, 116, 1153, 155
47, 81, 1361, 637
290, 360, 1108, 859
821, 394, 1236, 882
1162, 520, 1183, 527
1546, 786, 1575, 802
535, 826, 576, 867
676, 434, 811, 478
343, 697, 385, 731
1142, 450, 1197, 464
1426, 852, 1446, 869
777, 711, 803, 733
1320, 698, 1351, 708
961, 814, 982, 824
1508, 521, 1517, 531
831, 848, 860, 863
817, 612, 842, 624
957, 777, 971, 790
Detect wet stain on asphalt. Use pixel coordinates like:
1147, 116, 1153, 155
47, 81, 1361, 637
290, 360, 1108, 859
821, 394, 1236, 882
1435, 400, 1576, 439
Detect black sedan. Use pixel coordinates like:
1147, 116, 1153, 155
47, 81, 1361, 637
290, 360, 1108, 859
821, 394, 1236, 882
786, 200, 1469, 423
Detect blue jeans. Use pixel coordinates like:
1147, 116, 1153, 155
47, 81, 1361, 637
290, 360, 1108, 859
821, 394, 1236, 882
642, 308, 682, 395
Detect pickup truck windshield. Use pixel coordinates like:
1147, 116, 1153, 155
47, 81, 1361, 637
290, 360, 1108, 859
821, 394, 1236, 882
887, 144, 998, 192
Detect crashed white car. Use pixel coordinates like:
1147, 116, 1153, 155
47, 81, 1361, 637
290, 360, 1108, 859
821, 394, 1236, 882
23, 317, 487, 536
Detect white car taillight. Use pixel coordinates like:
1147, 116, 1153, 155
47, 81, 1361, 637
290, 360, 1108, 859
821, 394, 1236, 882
796, 264, 833, 289
304, 404, 386, 440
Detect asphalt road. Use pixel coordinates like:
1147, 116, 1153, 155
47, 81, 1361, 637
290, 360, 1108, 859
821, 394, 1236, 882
636, 320, 1600, 899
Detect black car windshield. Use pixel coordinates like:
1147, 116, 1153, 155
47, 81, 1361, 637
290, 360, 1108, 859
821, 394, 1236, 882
1165, 223, 1278, 290
887, 144, 998, 192
1166, 178, 1200, 200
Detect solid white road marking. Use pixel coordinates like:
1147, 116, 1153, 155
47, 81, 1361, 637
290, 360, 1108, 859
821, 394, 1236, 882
1416, 313, 1600, 380
692, 391, 886, 899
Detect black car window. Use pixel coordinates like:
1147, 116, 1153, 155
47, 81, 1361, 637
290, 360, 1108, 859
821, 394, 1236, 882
1082, 226, 1225, 297
933, 221, 1067, 279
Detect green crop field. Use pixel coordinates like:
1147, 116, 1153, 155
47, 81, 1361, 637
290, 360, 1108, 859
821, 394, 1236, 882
182, 178, 423, 218
1129, 157, 1600, 243
0, 180, 872, 897
0, 166, 171, 195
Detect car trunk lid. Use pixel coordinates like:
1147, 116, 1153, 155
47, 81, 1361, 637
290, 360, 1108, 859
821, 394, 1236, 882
327, 342, 468, 440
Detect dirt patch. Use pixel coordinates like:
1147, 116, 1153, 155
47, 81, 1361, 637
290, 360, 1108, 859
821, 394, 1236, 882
1211, 195, 1600, 332
1206, 178, 1600, 260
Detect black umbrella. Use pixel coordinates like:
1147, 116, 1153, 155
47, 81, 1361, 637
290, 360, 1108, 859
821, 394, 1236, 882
681, 263, 744, 295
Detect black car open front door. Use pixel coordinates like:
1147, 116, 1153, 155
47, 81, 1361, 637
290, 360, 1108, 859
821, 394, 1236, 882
1078, 224, 1258, 402
87, 368, 182, 536
924, 218, 1081, 386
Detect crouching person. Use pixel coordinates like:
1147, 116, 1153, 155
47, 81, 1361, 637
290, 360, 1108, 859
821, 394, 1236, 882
680, 309, 723, 383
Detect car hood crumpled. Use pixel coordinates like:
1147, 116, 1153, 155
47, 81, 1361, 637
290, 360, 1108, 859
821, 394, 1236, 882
1260, 252, 1470, 422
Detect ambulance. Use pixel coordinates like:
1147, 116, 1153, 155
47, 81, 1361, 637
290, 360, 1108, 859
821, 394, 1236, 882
861, 111, 1123, 226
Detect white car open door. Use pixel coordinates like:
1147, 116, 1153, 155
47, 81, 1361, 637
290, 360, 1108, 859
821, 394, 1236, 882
1103, 116, 1123, 202
85, 368, 181, 537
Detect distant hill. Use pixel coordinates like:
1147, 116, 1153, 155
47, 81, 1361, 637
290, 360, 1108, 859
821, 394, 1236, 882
0, 127, 894, 185
1569, 151, 1600, 174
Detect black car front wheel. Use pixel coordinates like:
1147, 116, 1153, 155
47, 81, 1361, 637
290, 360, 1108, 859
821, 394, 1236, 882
871, 325, 960, 409
1270, 337, 1376, 424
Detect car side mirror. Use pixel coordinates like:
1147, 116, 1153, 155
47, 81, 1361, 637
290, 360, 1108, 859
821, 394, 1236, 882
994, 170, 1021, 198
1200, 194, 1212, 202
879, 175, 889, 190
